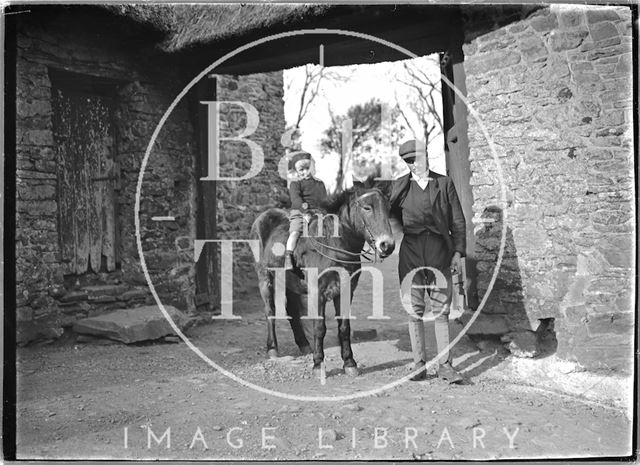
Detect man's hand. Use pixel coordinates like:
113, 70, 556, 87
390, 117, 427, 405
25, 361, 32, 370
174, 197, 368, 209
450, 252, 463, 275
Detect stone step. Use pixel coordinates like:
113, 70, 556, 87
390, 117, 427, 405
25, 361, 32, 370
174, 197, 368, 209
82, 284, 128, 297
88, 295, 117, 303
72, 305, 192, 344
59, 291, 88, 303
119, 289, 148, 301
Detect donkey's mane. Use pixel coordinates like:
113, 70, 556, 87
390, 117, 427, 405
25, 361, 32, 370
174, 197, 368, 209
320, 187, 358, 214
320, 175, 386, 214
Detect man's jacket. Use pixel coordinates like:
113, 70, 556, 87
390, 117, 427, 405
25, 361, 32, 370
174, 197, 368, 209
389, 170, 466, 257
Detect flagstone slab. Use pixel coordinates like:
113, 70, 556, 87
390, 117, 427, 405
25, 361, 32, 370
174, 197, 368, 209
72, 305, 190, 343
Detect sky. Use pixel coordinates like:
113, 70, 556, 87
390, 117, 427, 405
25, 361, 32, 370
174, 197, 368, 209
283, 54, 446, 192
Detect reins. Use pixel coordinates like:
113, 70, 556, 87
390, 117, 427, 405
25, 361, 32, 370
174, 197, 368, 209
304, 190, 382, 266
307, 236, 378, 265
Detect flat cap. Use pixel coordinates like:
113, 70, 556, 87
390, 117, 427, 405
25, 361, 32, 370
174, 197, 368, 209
288, 151, 312, 170
398, 139, 427, 162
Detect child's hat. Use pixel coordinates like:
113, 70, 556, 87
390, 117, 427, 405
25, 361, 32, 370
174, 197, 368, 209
288, 151, 312, 170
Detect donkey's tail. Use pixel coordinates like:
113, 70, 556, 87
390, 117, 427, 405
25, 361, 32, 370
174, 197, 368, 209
250, 208, 289, 261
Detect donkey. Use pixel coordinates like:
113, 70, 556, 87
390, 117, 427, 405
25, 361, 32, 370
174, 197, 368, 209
250, 182, 395, 376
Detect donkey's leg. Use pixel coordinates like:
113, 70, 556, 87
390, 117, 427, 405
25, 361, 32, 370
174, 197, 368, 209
312, 298, 327, 370
334, 294, 359, 377
286, 290, 312, 355
259, 276, 278, 359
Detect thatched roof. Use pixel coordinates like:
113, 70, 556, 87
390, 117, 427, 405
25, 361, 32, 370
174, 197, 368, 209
103, 3, 331, 52
91, 4, 538, 74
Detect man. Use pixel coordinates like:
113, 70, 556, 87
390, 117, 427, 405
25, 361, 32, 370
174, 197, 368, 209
390, 139, 465, 384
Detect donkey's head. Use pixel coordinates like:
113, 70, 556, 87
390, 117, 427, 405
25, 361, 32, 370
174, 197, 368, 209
322, 177, 395, 258
349, 180, 395, 258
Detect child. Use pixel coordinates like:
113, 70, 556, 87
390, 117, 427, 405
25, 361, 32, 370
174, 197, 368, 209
285, 151, 327, 270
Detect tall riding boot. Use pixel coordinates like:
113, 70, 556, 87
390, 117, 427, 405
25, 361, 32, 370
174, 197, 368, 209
433, 312, 451, 365
408, 318, 427, 380
434, 311, 463, 384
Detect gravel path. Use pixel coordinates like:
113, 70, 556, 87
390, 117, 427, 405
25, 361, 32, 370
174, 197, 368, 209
16, 270, 633, 460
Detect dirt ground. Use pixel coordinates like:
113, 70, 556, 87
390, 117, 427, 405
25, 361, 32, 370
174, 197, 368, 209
15, 256, 634, 460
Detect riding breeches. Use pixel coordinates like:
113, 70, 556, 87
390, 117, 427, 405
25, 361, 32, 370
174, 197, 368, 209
398, 232, 453, 366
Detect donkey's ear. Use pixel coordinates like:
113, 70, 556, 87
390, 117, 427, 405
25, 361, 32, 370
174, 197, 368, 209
374, 179, 392, 197
363, 175, 378, 189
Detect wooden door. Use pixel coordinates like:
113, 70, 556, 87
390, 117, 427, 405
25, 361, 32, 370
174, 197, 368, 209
52, 81, 118, 274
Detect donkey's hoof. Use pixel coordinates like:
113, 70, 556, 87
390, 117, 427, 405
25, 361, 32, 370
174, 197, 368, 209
344, 366, 359, 377
267, 349, 279, 359
299, 345, 312, 355
312, 363, 322, 372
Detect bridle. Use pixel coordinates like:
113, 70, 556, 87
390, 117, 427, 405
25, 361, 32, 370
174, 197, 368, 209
306, 189, 385, 265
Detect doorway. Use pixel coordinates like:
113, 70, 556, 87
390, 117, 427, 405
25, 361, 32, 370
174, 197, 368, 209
50, 69, 120, 275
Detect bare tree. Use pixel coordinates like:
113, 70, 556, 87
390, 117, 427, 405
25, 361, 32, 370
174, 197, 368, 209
284, 65, 351, 151
395, 58, 444, 143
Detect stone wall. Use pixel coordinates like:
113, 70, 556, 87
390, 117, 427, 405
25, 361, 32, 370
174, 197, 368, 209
462, 5, 634, 371
14, 14, 289, 338
15, 15, 196, 333
215, 73, 289, 290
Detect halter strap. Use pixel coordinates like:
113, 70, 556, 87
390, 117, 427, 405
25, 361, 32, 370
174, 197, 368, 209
306, 235, 377, 264
353, 189, 383, 204
302, 188, 384, 265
